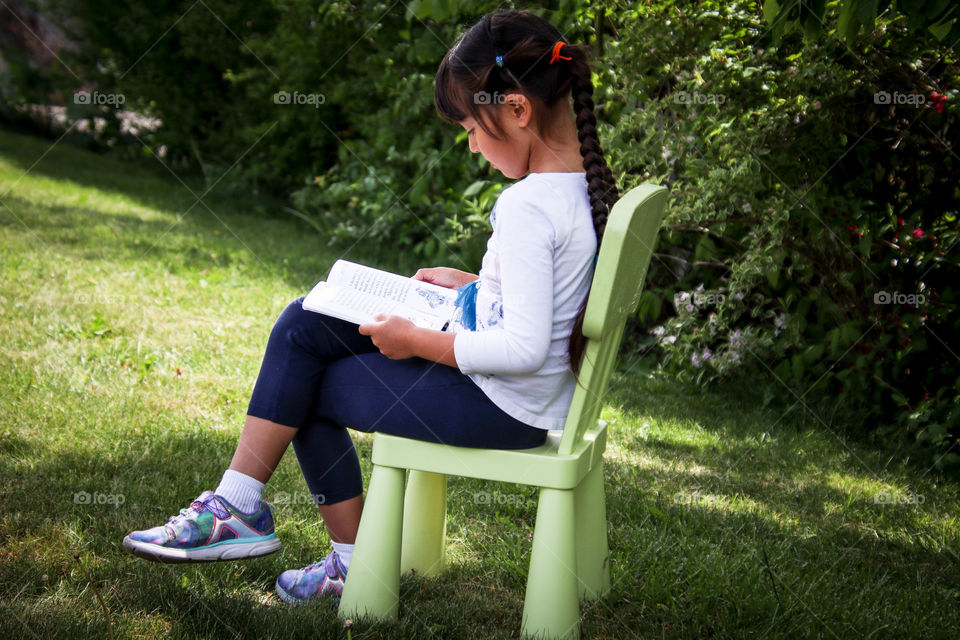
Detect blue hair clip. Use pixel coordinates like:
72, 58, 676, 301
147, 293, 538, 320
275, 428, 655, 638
495, 55, 504, 67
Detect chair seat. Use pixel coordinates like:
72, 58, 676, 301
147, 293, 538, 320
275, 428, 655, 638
371, 426, 608, 490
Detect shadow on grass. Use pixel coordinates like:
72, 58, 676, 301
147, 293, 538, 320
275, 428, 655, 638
0, 130, 420, 292
0, 129, 460, 285
3, 410, 957, 639
604, 353, 947, 483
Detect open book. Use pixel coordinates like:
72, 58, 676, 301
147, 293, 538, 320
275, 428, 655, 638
302, 260, 459, 331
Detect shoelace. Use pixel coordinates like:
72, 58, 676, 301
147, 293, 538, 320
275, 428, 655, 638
305, 553, 340, 577
166, 496, 208, 527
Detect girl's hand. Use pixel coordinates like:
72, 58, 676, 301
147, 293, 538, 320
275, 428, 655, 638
358, 315, 418, 359
413, 267, 478, 289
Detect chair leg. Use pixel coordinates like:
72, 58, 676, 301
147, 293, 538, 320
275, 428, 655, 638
521, 487, 580, 640
401, 470, 446, 577
574, 461, 610, 601
338, 463, 406, 622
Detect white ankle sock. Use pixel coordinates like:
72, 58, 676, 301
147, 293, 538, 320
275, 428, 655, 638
214, 469, 265, 514
332, 541, 354, 572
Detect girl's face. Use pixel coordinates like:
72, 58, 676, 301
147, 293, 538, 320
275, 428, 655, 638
460, 104, 530, 179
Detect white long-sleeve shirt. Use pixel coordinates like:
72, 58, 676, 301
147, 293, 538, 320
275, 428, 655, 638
452, 172, 597, 430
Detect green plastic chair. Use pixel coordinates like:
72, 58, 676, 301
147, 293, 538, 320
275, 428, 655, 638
338, 184, 669, 639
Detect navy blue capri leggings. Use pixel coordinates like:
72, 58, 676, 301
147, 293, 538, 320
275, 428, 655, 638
246, 298, 548, 505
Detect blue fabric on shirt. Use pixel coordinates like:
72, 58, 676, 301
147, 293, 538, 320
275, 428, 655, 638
454, 280, 479, 331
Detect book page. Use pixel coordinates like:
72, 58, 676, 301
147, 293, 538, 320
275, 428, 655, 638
325, 260, 459, 315
302, 282, 450, 330
328, 260, 411, 302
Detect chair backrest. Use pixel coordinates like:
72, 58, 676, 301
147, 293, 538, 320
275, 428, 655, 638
557, 184, 669, 456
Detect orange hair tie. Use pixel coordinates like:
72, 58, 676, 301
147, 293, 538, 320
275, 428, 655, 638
548, 41, 572, 65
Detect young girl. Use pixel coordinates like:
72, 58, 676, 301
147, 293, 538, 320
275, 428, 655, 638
123, 9, 619, 605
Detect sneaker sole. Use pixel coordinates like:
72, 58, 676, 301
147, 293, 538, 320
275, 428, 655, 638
122, 534, 282, 563
274, 581, 342, 606
274, 582, 306, 605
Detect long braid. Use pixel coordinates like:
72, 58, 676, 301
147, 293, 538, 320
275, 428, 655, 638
570, 64, 618, 235
567, 52, 619, 376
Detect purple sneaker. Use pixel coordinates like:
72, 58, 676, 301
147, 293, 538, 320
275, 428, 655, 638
275, 550, 348, 604
122, 490, 281, 563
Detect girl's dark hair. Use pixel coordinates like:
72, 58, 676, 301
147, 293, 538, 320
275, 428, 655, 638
435, 10, 619, 376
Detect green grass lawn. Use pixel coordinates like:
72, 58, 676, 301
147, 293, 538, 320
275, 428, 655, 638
1, 127, 958, 640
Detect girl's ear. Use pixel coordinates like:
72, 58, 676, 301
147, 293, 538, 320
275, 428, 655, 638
503, 93, 532, 128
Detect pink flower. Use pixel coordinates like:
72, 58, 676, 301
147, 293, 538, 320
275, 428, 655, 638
929, 92, 947, 115
912, 228, 924, 238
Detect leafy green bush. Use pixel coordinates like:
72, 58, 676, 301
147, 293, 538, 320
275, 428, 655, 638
762, 0, 960, 52
605, 0, 959, 469
40, 0, 349, 194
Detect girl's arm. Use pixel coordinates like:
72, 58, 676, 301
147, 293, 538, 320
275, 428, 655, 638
452, 192, 556, 376
358, 315, 458, 368
414, 267, 478, 289
365, 194, 557, 375
408, 326, 458, 367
